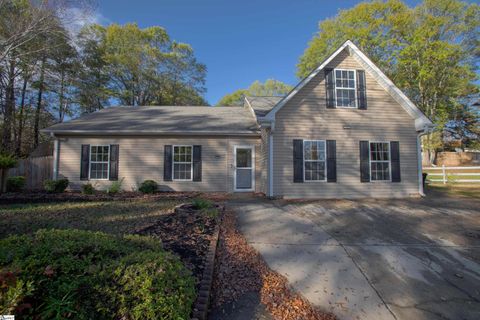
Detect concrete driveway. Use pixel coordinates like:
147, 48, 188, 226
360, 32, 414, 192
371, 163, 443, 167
231, 195, 480, 320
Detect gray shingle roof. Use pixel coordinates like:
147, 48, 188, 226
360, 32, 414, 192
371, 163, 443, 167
43, 106, 260, 136
245, 96, 284, 117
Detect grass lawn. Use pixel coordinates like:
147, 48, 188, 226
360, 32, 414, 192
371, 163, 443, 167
0, 199, 181, 239
426, 184, 480, 200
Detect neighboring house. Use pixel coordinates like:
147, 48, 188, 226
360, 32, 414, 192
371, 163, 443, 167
43, 40, 433, 198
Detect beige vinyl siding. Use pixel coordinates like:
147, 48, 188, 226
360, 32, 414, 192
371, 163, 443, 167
57, 135, 262, 193
273, 48, 419, 198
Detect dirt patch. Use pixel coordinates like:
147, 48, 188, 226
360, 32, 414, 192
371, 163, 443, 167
137, 203, 221, 288
211, 210, 336, 320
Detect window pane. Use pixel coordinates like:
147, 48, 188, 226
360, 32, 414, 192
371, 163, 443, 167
304, 141, 312, 160
185, 164, 192, 180
236, 149, 252, 167
317, 141, 325, 160
311, 143, 318, 160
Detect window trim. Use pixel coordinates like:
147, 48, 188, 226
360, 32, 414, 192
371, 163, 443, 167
172, 145, 193, 181
334, 68, 357, 108
89, 145, 110, 180
369, 141, 392, 182
303, 140, 327, 182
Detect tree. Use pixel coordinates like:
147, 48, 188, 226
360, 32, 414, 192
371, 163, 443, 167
297, 0, 479, 163
75, 24, 110, 113
1, 6, 208, 157
0, 0, 92, 154
217, 79, 293, 106
445, 99, 480, 150
89, 23, 207, 106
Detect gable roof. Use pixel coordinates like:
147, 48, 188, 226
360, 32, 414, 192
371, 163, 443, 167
43, 106, 259, 136
264, 40, 433, 131
244, 96, 284, 118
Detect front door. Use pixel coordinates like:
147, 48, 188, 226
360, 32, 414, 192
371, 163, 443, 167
234, 146, 255, 192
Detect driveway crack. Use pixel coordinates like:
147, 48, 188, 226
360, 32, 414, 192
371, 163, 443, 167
312, 218, 399, 320
340, 243, 399, 320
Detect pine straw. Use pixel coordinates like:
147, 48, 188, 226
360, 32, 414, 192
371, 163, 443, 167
212, 210, 336, 320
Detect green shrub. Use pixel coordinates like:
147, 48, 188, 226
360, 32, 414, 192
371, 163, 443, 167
82, 183, 95, 195
0, 154, 17, 169
0, 229, 195, 319
203, 208, 219, 219
107, 178, 124, 195
44, 178, 69, 193
6, 176, 26, 192
138, 180, 158, 194
0, 271, 34, 315
191, 198, 213, 210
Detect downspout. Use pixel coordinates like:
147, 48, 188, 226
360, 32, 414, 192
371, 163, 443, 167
51, 133, 59, 180
268, 122, 275, 198
417, 127, 433, 197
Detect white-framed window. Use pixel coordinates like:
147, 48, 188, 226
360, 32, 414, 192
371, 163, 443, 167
370, 142, 391, 181
303, 140, 326, 181
334, 69, 357, 108
89, 145, 110, 180
173, 145, 193, 181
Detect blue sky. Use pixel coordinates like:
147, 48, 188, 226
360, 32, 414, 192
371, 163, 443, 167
95, 0, 423, 105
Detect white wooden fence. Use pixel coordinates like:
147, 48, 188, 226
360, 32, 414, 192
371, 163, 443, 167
424, 166, 480, 184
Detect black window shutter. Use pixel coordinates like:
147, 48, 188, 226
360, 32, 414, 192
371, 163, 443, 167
326, 140, 337, 182
324, 68, 335, 108
390, 141, 401, 182
80, 144, 90, 180
164, 145, 173, 181
356, 70, 367, 110
293, 139, 304, 183
109, 144, 119, 181
193, 145, 202, 182
359, 141, 370, 182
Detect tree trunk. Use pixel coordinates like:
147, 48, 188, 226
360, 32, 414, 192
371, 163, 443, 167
33, 56, 46, 149
15, 75, 29, 156
2, 59, 16, 153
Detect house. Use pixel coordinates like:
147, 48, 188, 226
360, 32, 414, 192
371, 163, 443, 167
43, 40, 433, 198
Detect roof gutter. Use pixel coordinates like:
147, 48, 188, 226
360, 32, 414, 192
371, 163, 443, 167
41, 130, 261, 137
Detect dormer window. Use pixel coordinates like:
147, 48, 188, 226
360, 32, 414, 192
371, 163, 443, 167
334, 69, 357, 108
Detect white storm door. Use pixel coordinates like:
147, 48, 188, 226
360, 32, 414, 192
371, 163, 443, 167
234, 146, 255, 192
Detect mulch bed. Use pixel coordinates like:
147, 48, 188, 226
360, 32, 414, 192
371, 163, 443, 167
0, 191, 229, 205
211, 210, 336, 320
136, 203, 221, 288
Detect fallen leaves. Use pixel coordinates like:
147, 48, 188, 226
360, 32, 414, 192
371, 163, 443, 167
137, 203, 219, 287
212, 210, 336, 320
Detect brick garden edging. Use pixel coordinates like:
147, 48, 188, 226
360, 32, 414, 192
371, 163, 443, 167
191, 206, 223, 320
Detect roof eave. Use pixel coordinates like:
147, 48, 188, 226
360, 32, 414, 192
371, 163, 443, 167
41, 129, 261, 137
